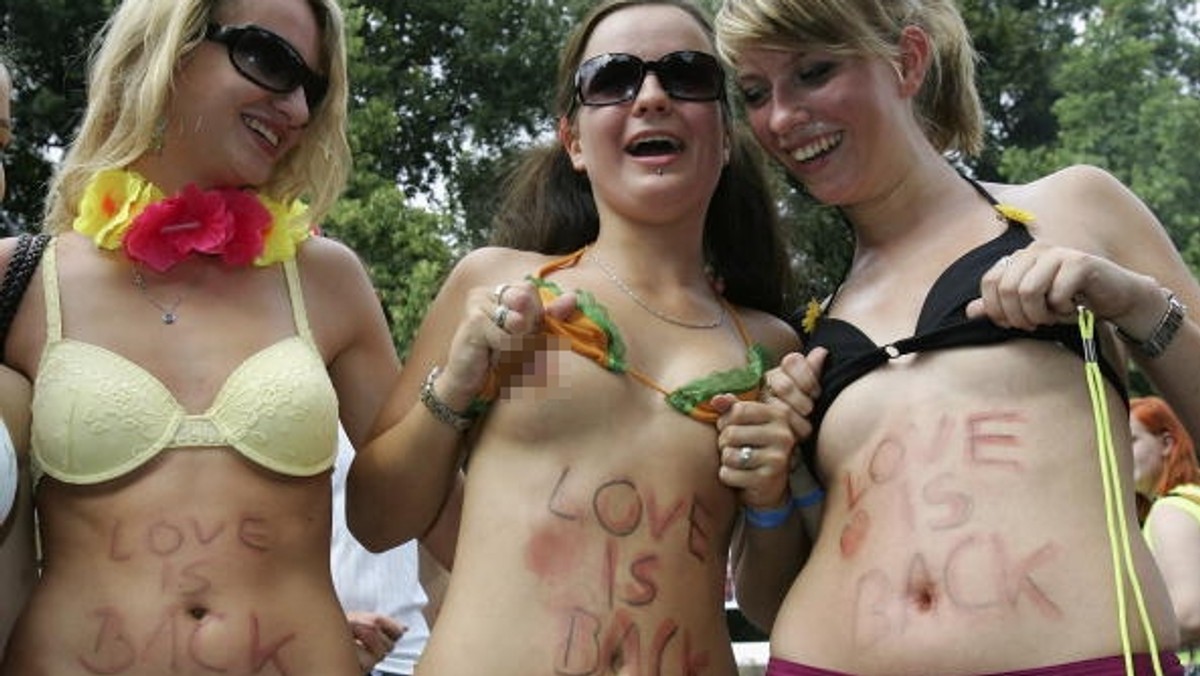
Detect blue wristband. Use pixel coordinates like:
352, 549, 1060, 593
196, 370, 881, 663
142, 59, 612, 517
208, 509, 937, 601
744, 502, 794, 529
791, 487, 825, 509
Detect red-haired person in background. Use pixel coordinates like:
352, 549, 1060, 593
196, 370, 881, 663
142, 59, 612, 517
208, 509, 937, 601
1132, 396, 1200, 674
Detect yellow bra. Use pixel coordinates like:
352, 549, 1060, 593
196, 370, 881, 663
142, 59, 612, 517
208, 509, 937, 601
30, 240, 338, 486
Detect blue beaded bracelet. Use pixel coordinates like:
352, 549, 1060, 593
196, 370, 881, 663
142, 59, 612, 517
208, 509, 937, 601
744, 502, 793, 529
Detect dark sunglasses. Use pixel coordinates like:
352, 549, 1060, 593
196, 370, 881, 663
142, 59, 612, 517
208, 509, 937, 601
574, 50, 725, 108
205, 23, 328, 111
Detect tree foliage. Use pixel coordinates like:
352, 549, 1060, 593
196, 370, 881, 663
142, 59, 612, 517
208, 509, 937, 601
3, 0, 1199, 353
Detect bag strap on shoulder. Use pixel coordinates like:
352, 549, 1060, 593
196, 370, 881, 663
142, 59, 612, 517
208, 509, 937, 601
0, 233, 51, 354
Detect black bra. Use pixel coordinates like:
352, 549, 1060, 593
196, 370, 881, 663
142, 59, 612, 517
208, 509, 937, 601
795, 180, 1126, 469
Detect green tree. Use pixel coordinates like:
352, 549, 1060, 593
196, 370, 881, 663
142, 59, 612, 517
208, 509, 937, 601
1, 0, 113, 231
1000, 0, 1200, 249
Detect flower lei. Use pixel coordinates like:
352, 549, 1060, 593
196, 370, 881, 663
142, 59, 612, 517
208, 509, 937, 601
72, 168, 312, 273
798, 203, 1035, 335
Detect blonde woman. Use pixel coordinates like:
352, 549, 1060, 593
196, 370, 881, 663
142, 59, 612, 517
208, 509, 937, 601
0, 0, 400, 672
716, 0, 1196, 673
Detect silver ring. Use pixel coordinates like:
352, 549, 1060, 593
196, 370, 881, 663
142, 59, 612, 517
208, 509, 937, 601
997, 255, 1011, 269
737, 446, 754, 469
492, 283, 512, 303
492, 304, 510, 329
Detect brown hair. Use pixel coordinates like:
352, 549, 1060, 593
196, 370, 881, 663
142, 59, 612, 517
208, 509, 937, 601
490, 0, 792, 315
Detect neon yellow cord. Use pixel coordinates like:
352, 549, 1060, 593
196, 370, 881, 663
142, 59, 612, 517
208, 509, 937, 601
1079, 307, 1164, 676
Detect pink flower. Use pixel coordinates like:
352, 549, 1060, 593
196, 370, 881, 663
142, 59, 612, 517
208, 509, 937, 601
123, 185, 271, 272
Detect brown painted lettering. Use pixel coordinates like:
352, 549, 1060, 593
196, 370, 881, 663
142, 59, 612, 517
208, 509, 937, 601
943, 534, 1004, 612
237, 517, 271, 552
549, 466, 583, 521
147, 521, 186, 556
686, 497, 713, 562
965, 411, 1025, 471
840, 509, 871, 559
1006, 539, 1062, 618
78, 607, 137, 675
644, 492, 687, 541
248, 613, 295, 674
593, 479, 642, 537
108, 521, 134, 562
623, 554, 660, 607
556, 608, 601, 676
922, 473, 973, 531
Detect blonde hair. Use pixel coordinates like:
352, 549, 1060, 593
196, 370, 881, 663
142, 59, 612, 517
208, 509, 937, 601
44, 0, 350, 232
715, 0, 983, 156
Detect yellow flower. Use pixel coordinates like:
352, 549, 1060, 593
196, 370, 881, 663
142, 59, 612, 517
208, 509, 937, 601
258, 196, 312, 266
73, 169, 162, 249
995, 204, 1035, 225
801, 298, 824, 334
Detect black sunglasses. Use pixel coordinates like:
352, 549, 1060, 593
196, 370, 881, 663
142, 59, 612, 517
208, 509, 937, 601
205, 23, 328, 111
574, 50, 725, 108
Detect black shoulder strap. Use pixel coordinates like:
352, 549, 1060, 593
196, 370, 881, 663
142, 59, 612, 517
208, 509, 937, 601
0, 233, 51, 354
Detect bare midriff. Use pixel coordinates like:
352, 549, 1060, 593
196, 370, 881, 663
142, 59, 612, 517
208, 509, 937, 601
4, 449, 360, 676
772, 343, 1179, 676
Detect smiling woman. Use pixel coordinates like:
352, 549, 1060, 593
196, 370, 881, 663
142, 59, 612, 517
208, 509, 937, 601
344, 1, 823, 675
0, 0, 403, 674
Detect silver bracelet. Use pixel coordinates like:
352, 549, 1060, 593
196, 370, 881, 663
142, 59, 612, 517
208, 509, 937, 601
420, 366, 476, 433
1117, 290, 1186, 358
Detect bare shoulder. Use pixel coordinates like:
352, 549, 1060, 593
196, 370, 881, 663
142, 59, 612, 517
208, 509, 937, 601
440, 246, 556, 294
984, 165, 1159, 250
295, 233, 371, 278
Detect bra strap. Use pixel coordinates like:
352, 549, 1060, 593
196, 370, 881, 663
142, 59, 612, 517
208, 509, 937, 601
282, 258, 314, 344
41, 239, 63, 343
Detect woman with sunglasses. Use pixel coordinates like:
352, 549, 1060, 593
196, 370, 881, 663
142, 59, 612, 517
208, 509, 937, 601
0, 0, 400, 673
714, 0, 1199, 674
347, 1, 821, 673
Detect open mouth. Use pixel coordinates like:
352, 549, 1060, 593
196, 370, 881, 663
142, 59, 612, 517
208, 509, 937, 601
791, 131, 843, 163
243, 115, 280, 148
626, 135, 683, 157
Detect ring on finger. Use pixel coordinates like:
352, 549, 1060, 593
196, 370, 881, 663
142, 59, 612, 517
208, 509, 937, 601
760, 381, 776, 402
737, 446, 754, 469
492, 283, 512, 303
492, 304, 511, 330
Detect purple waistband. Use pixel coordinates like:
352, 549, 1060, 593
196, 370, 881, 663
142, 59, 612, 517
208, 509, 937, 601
766, 652, 1183, 676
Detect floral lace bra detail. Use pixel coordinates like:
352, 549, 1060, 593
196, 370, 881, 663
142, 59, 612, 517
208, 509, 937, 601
529, 249, 768, 424
30, 242, 337, 486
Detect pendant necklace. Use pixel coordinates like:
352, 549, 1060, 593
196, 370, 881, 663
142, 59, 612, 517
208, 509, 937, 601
131, 267, 184, 325
587, 248, 725, 330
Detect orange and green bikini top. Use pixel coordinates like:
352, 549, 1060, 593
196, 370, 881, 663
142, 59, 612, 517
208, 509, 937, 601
528, 248, 769, 424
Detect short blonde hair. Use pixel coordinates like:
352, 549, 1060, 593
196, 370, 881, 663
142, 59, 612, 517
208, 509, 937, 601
715, 0, 983, 156
44, 0, 350, 232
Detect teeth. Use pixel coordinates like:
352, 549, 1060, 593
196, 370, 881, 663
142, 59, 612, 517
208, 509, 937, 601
244, 116, 280, 147
791, 132, 842, 162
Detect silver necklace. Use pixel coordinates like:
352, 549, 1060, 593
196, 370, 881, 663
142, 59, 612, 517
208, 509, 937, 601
586, 249, 725, 330
131, 267, 183, 325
